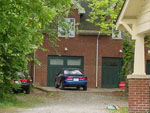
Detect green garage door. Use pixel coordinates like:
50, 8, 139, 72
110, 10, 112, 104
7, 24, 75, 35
47, 56, 84, 87
146, 60, 150, 74
102, 58, 123, 88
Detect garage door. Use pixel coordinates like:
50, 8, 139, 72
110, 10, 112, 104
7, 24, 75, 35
47, 56, 84, 87
102, 58, 123, 88
146, 60, 150, 74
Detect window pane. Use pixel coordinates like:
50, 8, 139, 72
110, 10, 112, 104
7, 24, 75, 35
64, 70, 82, 75
67, 59, 81, 66
50, 59, 64, 65
58, 18, 75, 37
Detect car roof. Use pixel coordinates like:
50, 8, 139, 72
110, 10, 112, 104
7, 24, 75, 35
63, 68, 81, 70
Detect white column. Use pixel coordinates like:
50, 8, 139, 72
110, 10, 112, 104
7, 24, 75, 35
132, 35, 146, 75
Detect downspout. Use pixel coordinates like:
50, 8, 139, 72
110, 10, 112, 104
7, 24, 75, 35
96, 33, 100, 88
33, 51, 36, 85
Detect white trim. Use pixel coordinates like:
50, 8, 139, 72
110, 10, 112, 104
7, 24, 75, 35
122, 19, 137, 24
112, 28, 122, 39
116, 0, 130, 29
120, 21, 133, 35
95, 33, 100, 88
127, 75, 150, 79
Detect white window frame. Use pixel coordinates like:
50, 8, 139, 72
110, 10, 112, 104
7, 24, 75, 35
112, 28, 122, 39
58, 18, 75, 38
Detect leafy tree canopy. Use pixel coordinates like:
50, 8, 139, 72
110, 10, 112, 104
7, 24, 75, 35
86, 0, 150, 81
86, 0, 124, 35
0, 0, 72, 98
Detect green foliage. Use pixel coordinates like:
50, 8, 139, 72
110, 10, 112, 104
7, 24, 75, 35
0, 88, 58, 110
120, 39, 134, 80
86, 0, 135, 81
0, 0, 71, 98
145, 36, 150, 56
86, 0, 124, 35
0, 96, 31, 109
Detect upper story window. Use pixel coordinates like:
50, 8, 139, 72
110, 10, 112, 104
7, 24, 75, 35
58, 18, 75, 38
112, 28, 122, 39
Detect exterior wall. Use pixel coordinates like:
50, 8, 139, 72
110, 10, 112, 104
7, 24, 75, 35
137, 0, 150, 34
98, 37, 123, 88
32, 7, 124, 88
34, 35, 123, 88
35, 35, 97, 87
128, 78, 150, 113
29, 5, 150, 88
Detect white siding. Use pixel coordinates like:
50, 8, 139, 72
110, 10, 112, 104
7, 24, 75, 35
137, 0, 150, 34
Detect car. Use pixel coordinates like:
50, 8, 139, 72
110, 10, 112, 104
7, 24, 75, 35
55, 68, 87, 90
12, 72, 31, 94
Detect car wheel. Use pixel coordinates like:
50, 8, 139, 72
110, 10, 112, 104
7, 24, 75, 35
60, 81, 64, 90
55, 81, 59, 88
25, 88, 30, 94
76, 86, 80, 90
83, 85, 87, 91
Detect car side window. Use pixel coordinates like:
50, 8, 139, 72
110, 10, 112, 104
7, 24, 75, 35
60, 70, 64, 74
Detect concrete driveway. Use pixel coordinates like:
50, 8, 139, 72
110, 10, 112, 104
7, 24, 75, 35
17, 87, 128, 113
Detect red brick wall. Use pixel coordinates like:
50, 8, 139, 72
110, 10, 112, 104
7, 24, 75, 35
129, 78, 150, 113
98, 36, 123, 87
34, 34, 123, 87
28, 4, 150, 89
34, 8, 123, 88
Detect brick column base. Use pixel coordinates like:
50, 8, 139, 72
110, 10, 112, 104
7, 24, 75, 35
128, 76, 150, 113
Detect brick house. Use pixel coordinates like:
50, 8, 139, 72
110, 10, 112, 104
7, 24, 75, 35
29, 1, 150, 88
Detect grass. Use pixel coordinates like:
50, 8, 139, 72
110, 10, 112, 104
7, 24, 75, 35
0, 88, 58, 113
0, 97, 30, 109
0, 97, 30, 113
111, 107, 128, 113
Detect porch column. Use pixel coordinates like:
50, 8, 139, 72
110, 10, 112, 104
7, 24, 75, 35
128, 35, 150, 113
132, 35, 146, 75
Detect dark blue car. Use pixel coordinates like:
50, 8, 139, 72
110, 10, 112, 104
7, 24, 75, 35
55, 68, 87, 90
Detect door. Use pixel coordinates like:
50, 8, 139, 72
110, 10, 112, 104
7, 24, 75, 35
47, 56, 84, 87
146, 60, 150, 74
102, 58, 122, 88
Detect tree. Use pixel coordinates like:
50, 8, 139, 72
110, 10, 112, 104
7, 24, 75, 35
0, 0, 72, 98
86, 0, 150, 82
86, 0, 124, 34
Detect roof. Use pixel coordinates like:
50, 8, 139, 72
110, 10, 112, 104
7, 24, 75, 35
78, 1, 99, 31
116, 0, 144, 30
116, 0, 126, 24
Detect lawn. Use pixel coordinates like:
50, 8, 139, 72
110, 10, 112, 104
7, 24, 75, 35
0, 88, 58, 113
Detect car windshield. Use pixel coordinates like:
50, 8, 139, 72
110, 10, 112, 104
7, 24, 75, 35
64, 69, 83, 75
16, 72, 26, 79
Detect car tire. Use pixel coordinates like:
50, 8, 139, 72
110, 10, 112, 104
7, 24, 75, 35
83, 85, 87, 91
76, 86, 80, 90
60, 81, 64, 90
55, 81, 59, 88
25, 88, 30, 94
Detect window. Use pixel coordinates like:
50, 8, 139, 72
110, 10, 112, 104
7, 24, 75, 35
64, 70, 83, 75
67, 59, 81, 66
58, 18, 75, 37
50, 59, 64, 65
112, 28, 122, 39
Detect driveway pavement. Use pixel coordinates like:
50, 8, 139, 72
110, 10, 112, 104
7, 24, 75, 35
17, 87, 128, 113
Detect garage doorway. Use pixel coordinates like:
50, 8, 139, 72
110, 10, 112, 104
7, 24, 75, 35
47, 56, 84, 87
102, 58, 123, 88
